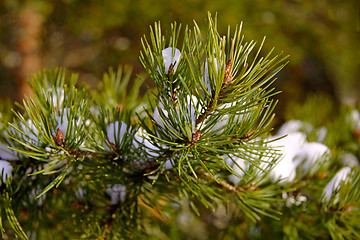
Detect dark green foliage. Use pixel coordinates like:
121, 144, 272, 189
0, 13, 359, 240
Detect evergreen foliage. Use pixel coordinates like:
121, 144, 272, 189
0, 13, 359, 239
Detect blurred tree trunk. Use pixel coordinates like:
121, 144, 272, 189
15, 6, 43, 100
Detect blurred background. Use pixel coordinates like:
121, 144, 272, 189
0, 0, 359, 123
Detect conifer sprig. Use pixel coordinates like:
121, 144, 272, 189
0, 13, 311, 239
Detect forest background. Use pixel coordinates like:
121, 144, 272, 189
0, 0, 359, 119
1, 1, 360, 239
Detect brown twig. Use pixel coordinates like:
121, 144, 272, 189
196, 57, 234, 127
200, 171, 257, 193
